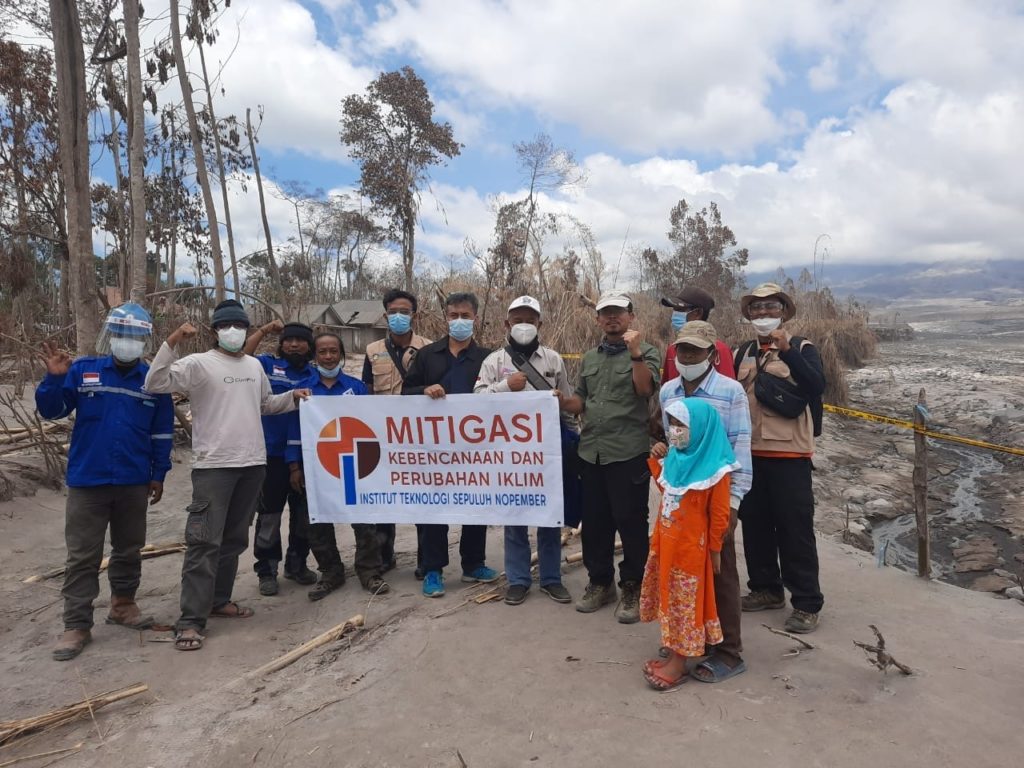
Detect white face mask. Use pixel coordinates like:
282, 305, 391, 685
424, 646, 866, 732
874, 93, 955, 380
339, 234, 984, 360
110, 337, 145, 363
509, 323, 538, 346
751, 317, 782, 335
217, 326, 247, 352
678, 359, 711, 382
667, 424, 690, 451
317, 363, 341, 379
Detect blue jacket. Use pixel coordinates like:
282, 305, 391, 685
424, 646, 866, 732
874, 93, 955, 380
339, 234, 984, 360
258, 355, 317, 458
285, 372, 367, 465
35, 356, 174, 488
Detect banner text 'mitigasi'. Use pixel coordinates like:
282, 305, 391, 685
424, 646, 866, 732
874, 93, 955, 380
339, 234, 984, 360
385, 410, 543, 445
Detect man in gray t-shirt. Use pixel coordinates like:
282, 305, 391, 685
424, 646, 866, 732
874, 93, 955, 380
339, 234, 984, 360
145, 300, 309, 651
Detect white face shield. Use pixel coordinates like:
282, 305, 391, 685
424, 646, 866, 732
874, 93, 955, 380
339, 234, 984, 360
96, 307, 154, 361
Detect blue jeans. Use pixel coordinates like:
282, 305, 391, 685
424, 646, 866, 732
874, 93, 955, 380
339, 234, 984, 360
504, 526, 562, 588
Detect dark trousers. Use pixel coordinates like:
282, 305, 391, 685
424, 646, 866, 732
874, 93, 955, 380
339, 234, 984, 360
253, 456, 310, 577
376, 524, 396, 565
739, 456, 824, 614
417, 523, 487, 574
291, 489, 383, 584
178, 466, 265, 632
61, 484, 149, 630
711, 530, 743, 664
580, 454, 651, 587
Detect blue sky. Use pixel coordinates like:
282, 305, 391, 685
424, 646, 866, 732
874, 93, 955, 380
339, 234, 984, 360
70, 0, 1024, 282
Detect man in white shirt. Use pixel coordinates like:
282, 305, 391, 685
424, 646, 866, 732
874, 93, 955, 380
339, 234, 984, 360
474, 296, 573, 606
145, 300, 310, 651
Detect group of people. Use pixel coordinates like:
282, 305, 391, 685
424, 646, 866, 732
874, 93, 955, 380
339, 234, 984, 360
38, 281, 826, 691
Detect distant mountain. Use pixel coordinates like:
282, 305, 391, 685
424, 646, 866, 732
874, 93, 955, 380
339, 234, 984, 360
746, 259, 1024, 302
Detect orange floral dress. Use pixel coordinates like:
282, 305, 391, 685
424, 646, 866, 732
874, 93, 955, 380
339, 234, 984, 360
639, 459, 731, 657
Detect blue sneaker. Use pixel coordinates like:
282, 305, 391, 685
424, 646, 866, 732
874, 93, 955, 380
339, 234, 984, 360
422, 570, 445, 598
461, 565, 499, 584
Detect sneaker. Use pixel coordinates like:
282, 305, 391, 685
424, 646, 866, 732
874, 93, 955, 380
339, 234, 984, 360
784, 609, 820, 634
539, 583, 572, 604
308, 572, 345, 602
461, 565, 500, 584
422, 570, 445, 597
284, 566, 318, 586
615, 581, 641, 624
504, 584, 529, 605
741, 590, 786, 612
575, 582, 617, 613
258, 574, 279, 596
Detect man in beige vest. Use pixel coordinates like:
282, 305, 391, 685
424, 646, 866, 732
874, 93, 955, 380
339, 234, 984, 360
361, 288, 431, 571
734, 283, 825, 634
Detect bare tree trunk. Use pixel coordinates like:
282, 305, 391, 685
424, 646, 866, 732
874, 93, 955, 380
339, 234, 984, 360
197, 38, 241, 295
49, 0, 101, 353
123, 0, 148, 304
103, 64, 127, 297
402, 199, 415, 292
169, 0, 225, 302
245, 107, 287, 317
168, 112, 177, 289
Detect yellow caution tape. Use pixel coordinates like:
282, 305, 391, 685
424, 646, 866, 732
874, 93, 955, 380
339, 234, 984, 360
560, 353, 582, 360
823, 404, 1024, 457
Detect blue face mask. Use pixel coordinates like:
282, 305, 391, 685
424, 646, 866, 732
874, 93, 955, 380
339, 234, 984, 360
671, 311, 687, 331
448, 318, 474, 341
387, 313, 412, 334
317, 363, 341, 378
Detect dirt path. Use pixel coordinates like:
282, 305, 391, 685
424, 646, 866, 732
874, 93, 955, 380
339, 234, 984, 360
2, 452, 1022, 768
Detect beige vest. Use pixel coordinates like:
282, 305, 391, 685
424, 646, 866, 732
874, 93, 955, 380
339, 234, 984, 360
736, 342, 815, 455
365, 334, 432, 395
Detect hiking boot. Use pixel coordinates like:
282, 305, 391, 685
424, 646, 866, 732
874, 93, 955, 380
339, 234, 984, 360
504, 584, 529, 605
741, 590, 786, 612
53, 629, 91, 661
784, 609, 820, 634
575, 582, 617, 613
105, 595, 154, 629
615, 581, 641, 624
422, 570, 445, 598
362, 575, 391, 595
461, 565, 499, 584
284, 566, 318, 586
258, 574, 279, 596
308, 571, 345, 602
539, 583, 572, 604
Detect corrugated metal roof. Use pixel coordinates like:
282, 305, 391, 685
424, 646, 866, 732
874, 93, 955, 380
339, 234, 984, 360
331, 300, 386, 327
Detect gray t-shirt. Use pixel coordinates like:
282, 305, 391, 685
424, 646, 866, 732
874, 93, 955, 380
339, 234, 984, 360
145, 342, 295, 469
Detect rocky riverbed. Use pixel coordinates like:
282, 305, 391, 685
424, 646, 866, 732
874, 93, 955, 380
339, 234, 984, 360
812, 298, 1024, 601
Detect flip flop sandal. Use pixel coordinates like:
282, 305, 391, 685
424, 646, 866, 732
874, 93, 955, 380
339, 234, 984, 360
209, 601, 254, 619
692, 655, 747, 684
174, 631, 205, 651
643, 667, 688, 693
643, 658, 669, 675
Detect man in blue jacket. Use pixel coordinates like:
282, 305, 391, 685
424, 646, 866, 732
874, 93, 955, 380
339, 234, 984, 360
36, 303, 174, 661
243, 319, 318, 596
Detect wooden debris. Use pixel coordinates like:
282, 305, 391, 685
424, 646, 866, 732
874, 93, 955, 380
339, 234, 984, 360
0, 684, 148, 746
762, 624, 816, 650
853, 624, 913, 675
0, 742, 83, 767
246, 614, 364, 678
23, 543, 186, 584
565, 540, 620, 564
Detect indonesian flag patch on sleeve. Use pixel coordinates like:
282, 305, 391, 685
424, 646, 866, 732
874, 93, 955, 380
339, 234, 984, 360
82, 372, 100, 385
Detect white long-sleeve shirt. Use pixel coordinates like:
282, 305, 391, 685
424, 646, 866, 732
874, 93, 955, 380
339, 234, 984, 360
145, 342, 296, 469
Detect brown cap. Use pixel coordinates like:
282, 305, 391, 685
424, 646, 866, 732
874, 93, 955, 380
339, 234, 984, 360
674, 320, 717, 349
740, 282, 796, 320
660, 286, 715, 316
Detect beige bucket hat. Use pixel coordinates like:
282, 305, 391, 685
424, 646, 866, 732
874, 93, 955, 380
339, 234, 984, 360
740, 282, 796, 320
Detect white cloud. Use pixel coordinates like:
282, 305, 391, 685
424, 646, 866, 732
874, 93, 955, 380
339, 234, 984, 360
808, 56, 839, 91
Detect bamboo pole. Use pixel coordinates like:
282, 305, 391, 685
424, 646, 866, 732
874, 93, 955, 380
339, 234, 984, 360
22, 543, 185, 584
246, 615, 364, 678
913, 389, 930, 578
0, 683, 147, 746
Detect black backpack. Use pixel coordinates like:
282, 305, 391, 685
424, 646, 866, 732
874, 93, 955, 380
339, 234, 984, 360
734, 338, 823, 437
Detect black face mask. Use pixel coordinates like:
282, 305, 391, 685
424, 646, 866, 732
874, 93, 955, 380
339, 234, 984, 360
598, 339, 628, 356
283, 352, 309, 369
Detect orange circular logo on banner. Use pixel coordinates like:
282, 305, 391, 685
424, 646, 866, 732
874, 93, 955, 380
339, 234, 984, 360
316, 417, 381, 479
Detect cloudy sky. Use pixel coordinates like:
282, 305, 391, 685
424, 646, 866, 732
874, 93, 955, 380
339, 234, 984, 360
97, 0, 1024, 282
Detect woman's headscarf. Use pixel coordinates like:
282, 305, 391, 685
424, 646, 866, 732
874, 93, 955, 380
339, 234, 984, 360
660, 399, 740, 504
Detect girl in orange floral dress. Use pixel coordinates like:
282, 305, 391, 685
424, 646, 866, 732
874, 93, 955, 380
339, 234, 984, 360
640, 398, 740, 691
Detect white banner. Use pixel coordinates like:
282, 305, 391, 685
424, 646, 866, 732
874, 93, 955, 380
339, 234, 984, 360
300, 391, 564, 526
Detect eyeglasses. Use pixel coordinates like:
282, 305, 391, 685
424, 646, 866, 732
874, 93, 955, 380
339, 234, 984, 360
749, 301, 783, 311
